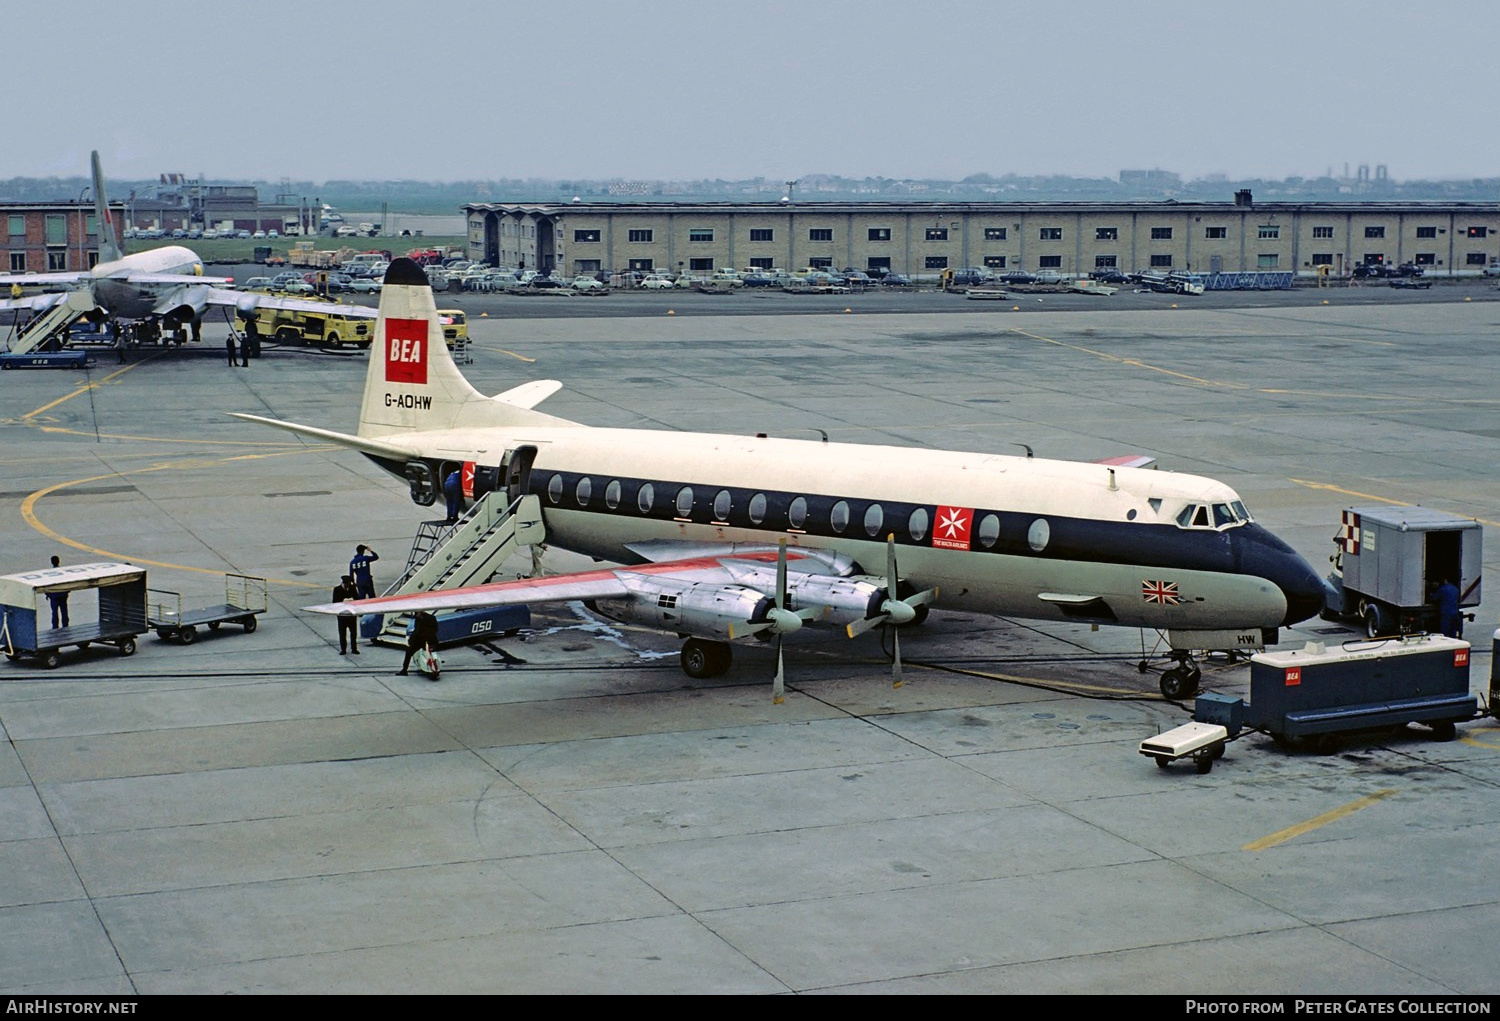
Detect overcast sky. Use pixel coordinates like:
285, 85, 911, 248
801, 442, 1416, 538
12, 1, 1498, 184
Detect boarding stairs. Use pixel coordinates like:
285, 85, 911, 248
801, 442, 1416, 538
371, 492, 546, 646
451, 332, 473, 365
6, 300, 83, 355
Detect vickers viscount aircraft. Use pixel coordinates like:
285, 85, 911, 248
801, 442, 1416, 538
0, 152, 374, 335
237, 258, 1326, 700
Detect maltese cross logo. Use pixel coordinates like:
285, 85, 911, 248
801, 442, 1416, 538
932, 505, 973, 550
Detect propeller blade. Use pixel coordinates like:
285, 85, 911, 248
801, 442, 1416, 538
891, 621, 903, 689
775, 538, 788, 612
772, 635, 785, 704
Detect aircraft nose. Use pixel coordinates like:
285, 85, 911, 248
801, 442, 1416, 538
1279, 560, 1329, 626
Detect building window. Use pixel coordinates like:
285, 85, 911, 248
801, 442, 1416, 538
1095, 227, 1118, 241
1150, 227, 1173, 240
1467, 252, 1487, 265
1469, 226, 1489, 238
1364, 226, 1386, 239
1257, 254, 1280, 269
1416, 226, 1437, 239
1415, 253, 1436, 265
1311, 253, 1333, 266
572, 229, 600, 243
47, 251, 66, 270
983, 255, 1007, 268
1094, 255, 1117, 268
868, 227, 891, 242
628, 229, 653, 243
983, 227, 1006, 240
749, 228, 774, 242
628, 258, 654, 271
749, 257, 774, 269
575, 259, 601, 273
1205, 226, 1227, 239
808, 257, 832, 269
1037, 255, 1061, 268
924, 228, 948, 241
689, 257, 714, 271
7, 215, 24, 238
867, 257, 890, 272
1150, 254, 1173, 267
45, 215, 66, 246
689, 228, 714, 242
1258, 225, 1280, 239
1039, 227, 1062, 241
9, 252, 24, 272
925, 256, 949, 269
1313, 226, 1335, 239
1364, 254, 1385, 266
808, 228, 833, 242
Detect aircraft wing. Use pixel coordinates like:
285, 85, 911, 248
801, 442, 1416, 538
122, 272, 233, 287
1094, 454, 1158, 469
204, 288, 377, 318
0, 291, 73, 314
302, 548, 831, 617
0, 272, 89, 287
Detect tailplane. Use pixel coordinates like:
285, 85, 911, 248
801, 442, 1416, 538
358, 258, 577, 439
90, 151, 124, 265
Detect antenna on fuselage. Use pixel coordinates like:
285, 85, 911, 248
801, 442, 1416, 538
1015, 444, 1033, 458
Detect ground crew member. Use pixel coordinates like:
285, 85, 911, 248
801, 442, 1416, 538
45, 555, 69, 629
226, 331, 238, 367
443, 469, 466, 524
333, 575, 360, 654
1434, 578, 1461, 638
397, 610, 439, 678
349, 545, 379, 599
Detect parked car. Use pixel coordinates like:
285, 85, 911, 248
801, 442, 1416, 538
1090, 269, 1128, 284
879, 272, 912, 287
242, 276, 274, 291
950, 267, 991, 287
571, 275, 606, 292
347, 278, 383, 294
641, 274, 675, 290
1483, 264, 1500, 278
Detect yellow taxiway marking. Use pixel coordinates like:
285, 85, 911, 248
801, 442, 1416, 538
21, 450, 330, 589
18, 357, 156, 422
1290, 479, 1500, 530
1242, 788, 1398, 851
494, 347, 536, 363
1007, 328, 1247, 390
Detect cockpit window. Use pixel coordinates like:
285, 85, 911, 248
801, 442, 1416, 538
1175, 501, 1251, 531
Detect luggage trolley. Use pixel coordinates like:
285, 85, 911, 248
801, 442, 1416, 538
0, 562, 149, 669
148, 573, 267, 644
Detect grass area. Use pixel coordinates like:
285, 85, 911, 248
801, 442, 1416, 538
124, 235, 467, 265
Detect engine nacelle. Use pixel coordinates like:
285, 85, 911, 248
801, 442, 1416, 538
783, 573, 887, 627
592, 579, 770, 641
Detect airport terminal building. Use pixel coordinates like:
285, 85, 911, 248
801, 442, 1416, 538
464, 193, 1500, 279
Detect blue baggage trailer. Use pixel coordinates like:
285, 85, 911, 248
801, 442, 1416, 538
0, 562, 149, 669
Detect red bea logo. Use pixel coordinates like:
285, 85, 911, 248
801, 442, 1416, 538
385, 318, 427, 385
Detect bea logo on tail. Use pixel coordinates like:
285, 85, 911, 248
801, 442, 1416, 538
385, 318, 427, 385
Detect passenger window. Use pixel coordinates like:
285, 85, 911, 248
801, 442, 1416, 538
575, 477, 592, 507
864, 503, 884, 537
908, 507, 929, 542
713, 489, 732, 521
748, 492, 767, 525
788, 496, 808, 529
605, 480, 621, 510
637, 482, 655, 513
977, 513, 1000, 548
547, 473, 563, 504
676, 486, 694, 517
830, 500, 850, 533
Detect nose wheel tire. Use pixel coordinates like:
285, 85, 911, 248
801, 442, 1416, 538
680, 638, 732, 679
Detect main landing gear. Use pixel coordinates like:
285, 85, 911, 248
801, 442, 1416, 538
680, 637, 732, 679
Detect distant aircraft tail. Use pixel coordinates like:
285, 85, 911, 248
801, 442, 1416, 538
356, 257, 577, 440
90, 151, 124, 264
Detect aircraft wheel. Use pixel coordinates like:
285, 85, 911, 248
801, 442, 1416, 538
40, 650, 61, 669
1159, 667, 1194, 700
179, 626, 196, 646
680, 638, 729, 679
1428, 720, 1457, 742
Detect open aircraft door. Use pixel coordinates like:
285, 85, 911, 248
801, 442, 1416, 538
502, 446, 537, 504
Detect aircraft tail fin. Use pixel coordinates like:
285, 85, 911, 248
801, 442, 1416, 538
90, 151, 124, 264
358, 258, 577, 439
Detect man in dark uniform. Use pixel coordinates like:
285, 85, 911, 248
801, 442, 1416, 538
349, 545, 379, 599
1434, 578, 1462, 638
45, 555, 69, 629
333, 575, 360, 654
226, 331, 238, 367
442, 469, 466, 524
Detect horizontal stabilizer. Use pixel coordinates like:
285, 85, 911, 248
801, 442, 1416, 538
1093, 454, 1157, 469
494, 379, 564, 408
227, 413, 416, 460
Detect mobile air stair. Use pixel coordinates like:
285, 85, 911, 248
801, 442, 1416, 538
370, 492, 545, 646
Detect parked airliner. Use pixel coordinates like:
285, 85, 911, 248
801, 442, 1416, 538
237, 258, 1326, 700
0, 152, 373, 333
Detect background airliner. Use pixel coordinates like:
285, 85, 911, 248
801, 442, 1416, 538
238, 258, 1327, 700
0, 152, 373, 335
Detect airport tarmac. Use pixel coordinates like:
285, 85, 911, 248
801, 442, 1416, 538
1, 295, 1498, 994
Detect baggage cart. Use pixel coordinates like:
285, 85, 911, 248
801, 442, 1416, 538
0, 562, 148, 669
148, 574, 267, 644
